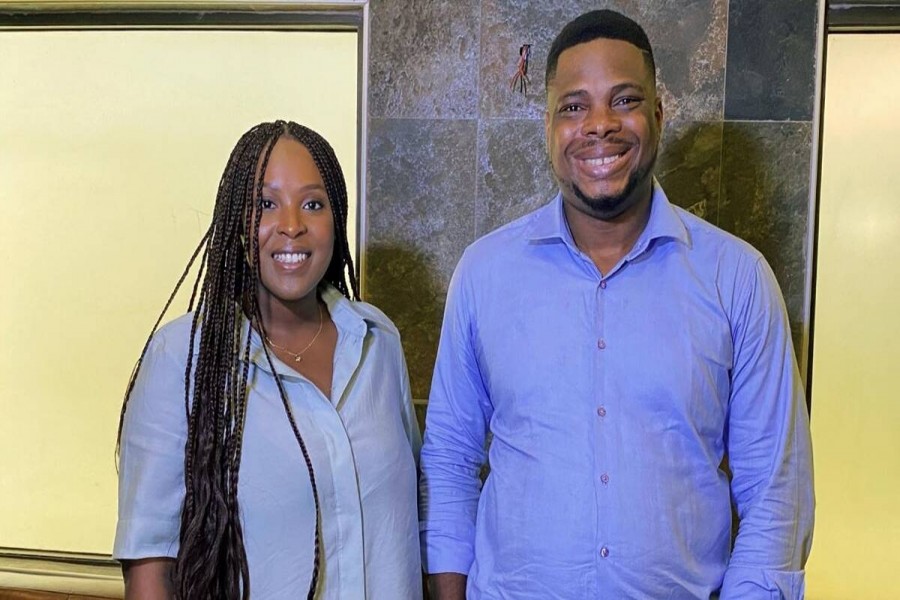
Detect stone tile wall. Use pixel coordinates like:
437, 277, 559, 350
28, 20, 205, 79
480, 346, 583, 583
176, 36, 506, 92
367, 0, 819, 400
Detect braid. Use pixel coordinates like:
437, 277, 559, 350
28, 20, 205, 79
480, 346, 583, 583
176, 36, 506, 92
174, 126, 268, 599
282, 120, 360, 300
117, 120, 355, 598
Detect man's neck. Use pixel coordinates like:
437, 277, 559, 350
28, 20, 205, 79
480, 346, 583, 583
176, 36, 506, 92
563, 190, 653, 276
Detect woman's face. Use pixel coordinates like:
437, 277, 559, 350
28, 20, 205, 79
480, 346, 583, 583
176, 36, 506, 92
254, 136, 335, 308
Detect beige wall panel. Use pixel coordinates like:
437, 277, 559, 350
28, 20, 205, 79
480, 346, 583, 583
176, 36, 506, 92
0, 29, 357, 554
807, 33, 900, 599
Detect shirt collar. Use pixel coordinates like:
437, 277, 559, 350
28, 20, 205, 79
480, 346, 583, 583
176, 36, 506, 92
526, 179, 691, 252
630, 180, 691, 255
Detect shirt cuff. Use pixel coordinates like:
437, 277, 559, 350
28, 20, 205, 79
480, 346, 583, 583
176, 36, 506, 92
720, 565, 805, 600
419, 528, 474, 576
113, 517, 180, 560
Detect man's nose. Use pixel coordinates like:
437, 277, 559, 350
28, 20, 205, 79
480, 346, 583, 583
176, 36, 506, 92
581, 106, 621, 138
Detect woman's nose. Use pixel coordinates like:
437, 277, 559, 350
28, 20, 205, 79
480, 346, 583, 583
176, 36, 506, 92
277, 208, 307, 237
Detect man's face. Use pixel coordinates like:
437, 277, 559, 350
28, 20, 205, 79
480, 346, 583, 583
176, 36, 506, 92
545, 37, 663, 221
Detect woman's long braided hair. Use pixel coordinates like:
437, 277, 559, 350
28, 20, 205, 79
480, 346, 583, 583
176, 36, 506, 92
117, 121, 359, 598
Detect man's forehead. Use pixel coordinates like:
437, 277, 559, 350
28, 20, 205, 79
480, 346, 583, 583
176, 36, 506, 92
558, 38, 648, 67
549, 39, 654, 90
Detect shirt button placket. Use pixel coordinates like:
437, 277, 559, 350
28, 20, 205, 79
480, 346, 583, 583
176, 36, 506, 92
597, 280, 607, 351
595, 278, 612, 575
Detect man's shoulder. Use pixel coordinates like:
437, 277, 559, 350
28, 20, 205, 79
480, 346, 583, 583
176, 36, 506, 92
461, 202, 551, 266
673, 204, 765, 264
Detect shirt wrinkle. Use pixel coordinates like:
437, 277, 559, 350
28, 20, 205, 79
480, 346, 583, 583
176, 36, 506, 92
419, 184, 813, 599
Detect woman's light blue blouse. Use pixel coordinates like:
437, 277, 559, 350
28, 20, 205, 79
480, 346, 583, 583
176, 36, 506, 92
115, 285, 422, 599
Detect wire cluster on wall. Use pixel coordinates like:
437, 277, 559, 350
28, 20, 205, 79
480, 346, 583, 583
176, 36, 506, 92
510, 43, 532, 96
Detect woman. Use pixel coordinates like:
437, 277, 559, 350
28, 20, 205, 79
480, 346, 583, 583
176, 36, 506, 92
114, 121, 422, 599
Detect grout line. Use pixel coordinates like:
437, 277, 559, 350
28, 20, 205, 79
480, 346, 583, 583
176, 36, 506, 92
473, 0, 485, 241
718, 0, 731, 227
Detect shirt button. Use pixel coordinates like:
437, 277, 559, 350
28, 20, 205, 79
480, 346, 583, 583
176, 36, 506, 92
600, 280, 607, 289
600, 473, 610, 484
600, 546, 610, 558
596, 406, 607, 417
597, 339, 606, 350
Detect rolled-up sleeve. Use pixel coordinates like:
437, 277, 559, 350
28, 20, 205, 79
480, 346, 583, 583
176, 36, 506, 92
721, 257, 815, 599
418, 253, 492, 575
113, 332, 188, 560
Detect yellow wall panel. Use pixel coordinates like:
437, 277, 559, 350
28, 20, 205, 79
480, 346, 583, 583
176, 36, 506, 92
0, 29, 358, 554
806, 33, 900, 599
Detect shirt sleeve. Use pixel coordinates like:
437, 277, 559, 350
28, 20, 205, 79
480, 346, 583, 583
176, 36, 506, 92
418, 254, 492, 575
397, 343, 423, 468
113, 330, 189, 560
720, 256, 815, 599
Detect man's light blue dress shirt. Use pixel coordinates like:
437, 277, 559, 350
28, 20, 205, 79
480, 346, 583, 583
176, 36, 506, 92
115, 285, 423, 599
419, 185, 814, 599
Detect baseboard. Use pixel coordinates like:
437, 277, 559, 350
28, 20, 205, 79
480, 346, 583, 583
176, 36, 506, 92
0, 549, 123, 598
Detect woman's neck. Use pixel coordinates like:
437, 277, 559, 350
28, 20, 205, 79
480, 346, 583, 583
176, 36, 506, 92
254, 289, 322, 338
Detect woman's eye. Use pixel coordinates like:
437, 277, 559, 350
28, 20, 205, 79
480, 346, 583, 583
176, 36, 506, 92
304, 199, 326, 211
259, 198, 276, 210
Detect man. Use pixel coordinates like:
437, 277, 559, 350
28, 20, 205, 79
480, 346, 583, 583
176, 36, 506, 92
419, 9, 814, 600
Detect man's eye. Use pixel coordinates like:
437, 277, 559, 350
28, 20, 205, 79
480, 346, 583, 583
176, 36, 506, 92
560, 104, 582, 113
614, 97, 641, 107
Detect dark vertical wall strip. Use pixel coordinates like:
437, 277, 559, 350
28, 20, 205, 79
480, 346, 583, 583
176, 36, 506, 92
366, 0, 819, 399
719, 122, 813, 359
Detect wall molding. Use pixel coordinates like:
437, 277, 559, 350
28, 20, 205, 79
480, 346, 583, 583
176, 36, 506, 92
828, 1, 900, 31
0, 549, 122, 597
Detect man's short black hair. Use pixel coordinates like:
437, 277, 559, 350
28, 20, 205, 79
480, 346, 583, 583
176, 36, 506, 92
545, 9, 656, 90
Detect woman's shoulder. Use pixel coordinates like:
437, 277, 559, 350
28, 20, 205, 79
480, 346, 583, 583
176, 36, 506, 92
323, 286, 401, 341
144, 311, 199, 363
346, 300, 400, 338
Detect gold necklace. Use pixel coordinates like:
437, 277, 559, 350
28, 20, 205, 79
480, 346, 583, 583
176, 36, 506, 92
264, 303, 324, 363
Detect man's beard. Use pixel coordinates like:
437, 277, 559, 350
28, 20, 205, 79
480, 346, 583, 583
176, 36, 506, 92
567, 149, 657, 220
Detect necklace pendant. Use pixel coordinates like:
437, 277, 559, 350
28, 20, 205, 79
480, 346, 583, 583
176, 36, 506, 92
294, 355, 303, 363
